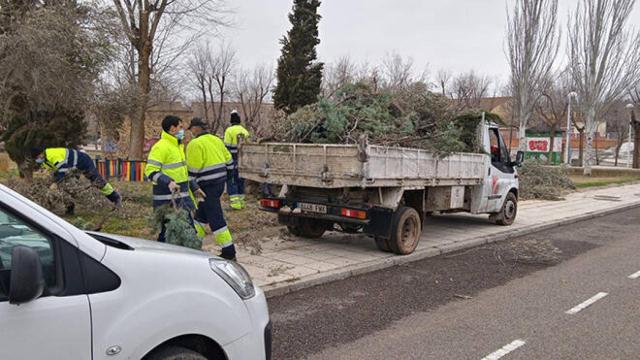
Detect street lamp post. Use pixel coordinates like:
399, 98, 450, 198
627, 104, 635, 168
565, 92, 578, 165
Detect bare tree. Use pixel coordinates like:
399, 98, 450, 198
381, 52, 428, 90
568, 0, 640, 174
628, 87, 640, 168
506, 0, 560, 152
435, 69, 452, 96
210, 42, 236, 131
322, 56, 357, 97
110, 0, 228, 160
187, 43, 212, 123
450, 70, 494, 112
535, 73, 571, 163
602, 102, 631, 166
234, 63, 275, 137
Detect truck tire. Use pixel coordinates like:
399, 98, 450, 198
388, 206, 422, 255
494, 192, 517, 226
374, 236, 392, 252
287, 218, 327, 238
146, 346, 208, 360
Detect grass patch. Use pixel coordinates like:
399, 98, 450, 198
570, 175, 640, 189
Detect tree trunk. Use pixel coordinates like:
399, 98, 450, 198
633, 113, 640, 169
584, 132, 595, 176
578, 129, 584, 167
614, 140, 622, 167
217, 78, 225, 132
129, 10, 151, 161
518, 126, 527, 152
548, 126, 556, 164
200, 82, 208, 122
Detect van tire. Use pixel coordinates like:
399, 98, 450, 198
388, 206, 422, 255
146, 346, 208, 360
494, 192, 517, 226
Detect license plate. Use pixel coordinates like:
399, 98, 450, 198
299, 202, 328, 214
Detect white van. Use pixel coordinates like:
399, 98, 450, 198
0, 184, 271, 360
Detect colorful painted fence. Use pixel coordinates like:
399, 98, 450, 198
95, 159, 147, 182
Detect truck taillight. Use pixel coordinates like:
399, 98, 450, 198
260, 199, 281, 209
341, 208, 367, 220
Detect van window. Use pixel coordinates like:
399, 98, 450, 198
0, 207, 56, 298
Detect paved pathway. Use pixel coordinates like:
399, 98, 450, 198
230, 184, 640, 297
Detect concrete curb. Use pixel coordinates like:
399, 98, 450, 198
262, 200, 640, 298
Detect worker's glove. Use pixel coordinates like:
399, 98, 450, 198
168, 181, 180, 193
195, 188, 207, 201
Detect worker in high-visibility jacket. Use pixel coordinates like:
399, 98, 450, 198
145, 115, 206, 243
224, 110, 250, 210
31, 146, 121, 210
186, 118, 237, 260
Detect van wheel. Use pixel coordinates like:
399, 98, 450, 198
494, 192, 517, 226
389, 206, 422, 255
146, 346, 208, 360
374, 236, 392, 252
287, 218, 327, 238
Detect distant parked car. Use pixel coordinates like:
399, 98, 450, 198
0, 184, 271, 360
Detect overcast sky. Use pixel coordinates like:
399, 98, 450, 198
215, 0, 640, 87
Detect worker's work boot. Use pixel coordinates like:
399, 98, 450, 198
220, 244, 237, 261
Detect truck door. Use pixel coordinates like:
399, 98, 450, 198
482, 127, 517, 213
0, 206, 91, 360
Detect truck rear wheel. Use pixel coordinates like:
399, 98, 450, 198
287, 218, 327, 238
389, 206, 422, 255
374, 236, 392, 252
494, 192, 517, 226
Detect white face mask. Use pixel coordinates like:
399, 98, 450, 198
35, 158, 45, 165
176, 129, 185, 140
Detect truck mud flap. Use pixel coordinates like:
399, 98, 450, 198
363, 207, 394, 238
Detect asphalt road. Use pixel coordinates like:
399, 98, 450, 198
268, 206, 640, 360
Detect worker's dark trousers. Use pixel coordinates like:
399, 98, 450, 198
195, 182, 228, 235
76, 152, 120, 204
226, 154, 245, 197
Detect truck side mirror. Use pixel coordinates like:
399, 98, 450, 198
9, 246, 45, 305
515, 151, 525, 167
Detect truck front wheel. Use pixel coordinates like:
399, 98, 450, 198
389, 206, 422, 255
287, 218, 328, 238
493, 192, 518, 226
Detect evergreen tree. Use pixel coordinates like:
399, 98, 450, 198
273, 0, 323, 115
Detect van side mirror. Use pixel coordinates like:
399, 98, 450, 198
9, 246, 44, 305
515, 151, 525, 167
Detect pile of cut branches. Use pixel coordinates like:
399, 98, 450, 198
272, 82, 502, 154
518, 161, 576, 200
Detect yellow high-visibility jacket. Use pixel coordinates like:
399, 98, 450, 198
186, 133, 234, 187
145, 131, 198, 209
224, 125, 250, 156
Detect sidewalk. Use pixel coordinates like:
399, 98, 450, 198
234, 183, 640, 298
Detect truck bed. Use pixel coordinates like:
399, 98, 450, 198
239, 143, 487, 188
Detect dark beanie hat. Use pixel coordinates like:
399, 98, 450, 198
30, 145, 45, 158
230, 110, 241, 125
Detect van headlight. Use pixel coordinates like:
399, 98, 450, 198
209, 258, 256, 299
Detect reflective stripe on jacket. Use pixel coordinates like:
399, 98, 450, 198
223, 125, 250, 154
43, 148, 80, 182
144, 131, 198, 209
186, 133, 234, 188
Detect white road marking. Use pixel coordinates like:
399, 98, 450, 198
481, 339, 526, 360
628, 271, 640, 279
565, 292, 609, 315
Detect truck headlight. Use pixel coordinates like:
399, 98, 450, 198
209, 258, 256, 300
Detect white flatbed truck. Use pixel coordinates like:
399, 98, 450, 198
239, 121, 524, 255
